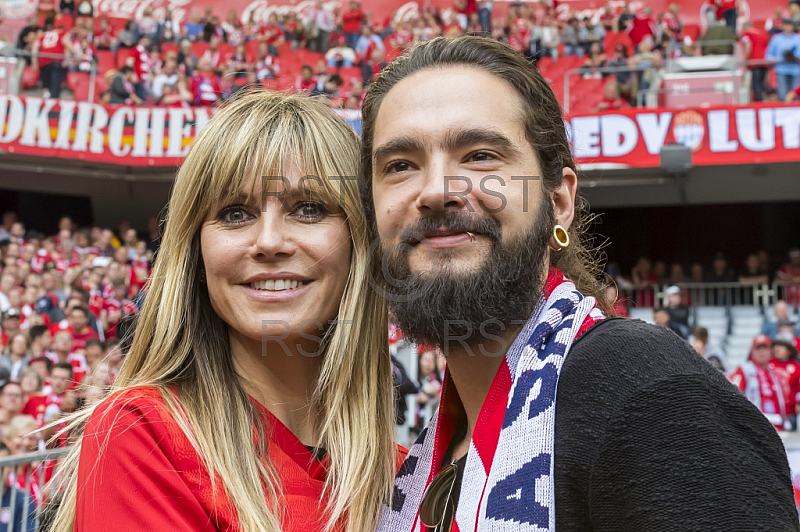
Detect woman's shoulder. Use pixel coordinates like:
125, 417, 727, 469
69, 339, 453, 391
84, 386, 181, 447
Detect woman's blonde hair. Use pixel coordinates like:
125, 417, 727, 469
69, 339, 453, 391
48, 91, 395, 532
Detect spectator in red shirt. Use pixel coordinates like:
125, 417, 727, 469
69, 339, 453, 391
33, 16, 74, 98
127, 34, 153, 101
342, 1, 365, 50
741, 21, 770, 101
1, 309, 22, 350
605, 284, 628, 317
627, 7, 657, 50
777, 248, 800, 307
28, 325, 53, 360
190, 57, 222, 106
361, 47, 387, 84
716, 0, 738, 33
94, 16, 117, 50
23, 362, 72, 427
50, 330, 87, 385
254, 42, 280, 81
27, 357, 52, 395
661, 3, 683, 42
68, 306, 98, 353
296, 64, 317, 92
258, 13, 285, 56
83, 338, 104, 372
730, 335, 789, 430
771, 331, 800, 430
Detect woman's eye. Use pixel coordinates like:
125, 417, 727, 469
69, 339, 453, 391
294, 202, 326, 220
219, 206, 253, 225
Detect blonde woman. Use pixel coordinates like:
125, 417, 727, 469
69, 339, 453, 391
47, 92, 397, 532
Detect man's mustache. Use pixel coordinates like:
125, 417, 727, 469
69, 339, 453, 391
394, 212, 503, 248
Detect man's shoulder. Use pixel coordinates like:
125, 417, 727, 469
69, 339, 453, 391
562, 317, 722, 393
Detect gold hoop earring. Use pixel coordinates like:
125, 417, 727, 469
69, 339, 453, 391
551, 224, 570, 251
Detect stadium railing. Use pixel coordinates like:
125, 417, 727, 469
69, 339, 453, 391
5, 50, 99, 103
622, 280, 800, 311
0, 447, 71, 532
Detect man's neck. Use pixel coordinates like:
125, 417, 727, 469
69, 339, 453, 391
443, 325, 525, 459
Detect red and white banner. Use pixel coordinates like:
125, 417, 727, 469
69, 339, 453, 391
567, 103, 800, 167
0, 95, 207, 166
1, 95, 799, 168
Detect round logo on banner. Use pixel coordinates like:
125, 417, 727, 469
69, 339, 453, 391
1, 0, 38, 19
672, 110, 705, 152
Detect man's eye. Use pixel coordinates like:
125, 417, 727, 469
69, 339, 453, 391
470, 151, 496, 162
294, 202, 327, 220
386, 161, 411, 173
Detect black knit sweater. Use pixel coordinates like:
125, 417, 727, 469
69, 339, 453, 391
554, 317, 799, 531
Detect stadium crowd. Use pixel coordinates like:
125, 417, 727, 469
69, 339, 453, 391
0, 211, 147, 486
9, 0, 800, 110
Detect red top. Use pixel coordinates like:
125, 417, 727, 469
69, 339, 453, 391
342, 9, 365, 34
76, 387, 406, 531
740, 27, 769, 63
771, 359, 800, 414
38, 29, 67, 67
627, 16, 657, 46
259, 23, 284, 45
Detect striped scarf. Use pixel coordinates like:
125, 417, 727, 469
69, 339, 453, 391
379, 268, 604, 532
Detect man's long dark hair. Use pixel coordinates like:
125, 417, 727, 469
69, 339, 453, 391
359, 36, 608, 308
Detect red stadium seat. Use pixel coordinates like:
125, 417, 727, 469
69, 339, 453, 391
94, 75, 109, 96
385, 46, 404, 62
604, 32, 633, 55
54, 13, 74, 31
278, 75, 297, 91
68, 73, 92, 101
569, 77, 607, 113
245, 40, 261, 59
277, 42, 292, 56
95, 50, 115, 74
161, 43, 179, 56
261, 78, 280, 90
536, 56, 554, 76
218, 43, 235, 59
21, 67, 39, 90
107, 17, 129, 33
65, 71, 84, 90
191, 41, 210, 57
115, 49, 132, 69
338, 66, 362, 83
683, 24, 701, 42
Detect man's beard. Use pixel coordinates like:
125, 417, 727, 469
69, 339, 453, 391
381, 199, 555, 351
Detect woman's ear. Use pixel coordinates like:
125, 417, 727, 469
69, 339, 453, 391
553, 167, 578, 230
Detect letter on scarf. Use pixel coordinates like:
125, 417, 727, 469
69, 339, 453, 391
503, 362, 559, 429
485, 453, 550, 527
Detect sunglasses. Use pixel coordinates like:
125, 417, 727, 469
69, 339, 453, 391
419, 459, 461, 532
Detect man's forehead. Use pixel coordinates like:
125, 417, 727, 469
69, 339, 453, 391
373, 67, 527, 151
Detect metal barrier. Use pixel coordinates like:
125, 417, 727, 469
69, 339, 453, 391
563, 64, 658, 113
621, 281, 800, 311
0, 447, 71, 532
5, 50, 98, 103
563, 39, 748, 112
